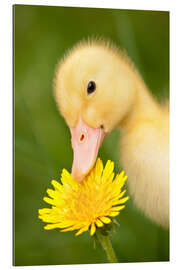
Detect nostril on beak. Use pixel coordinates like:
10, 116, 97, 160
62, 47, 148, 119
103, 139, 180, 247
79, 133, 85, 142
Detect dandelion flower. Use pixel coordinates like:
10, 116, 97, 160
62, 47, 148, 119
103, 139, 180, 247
38, 158, 129, 236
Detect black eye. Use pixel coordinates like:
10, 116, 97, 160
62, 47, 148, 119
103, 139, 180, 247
87, 81, 96, 94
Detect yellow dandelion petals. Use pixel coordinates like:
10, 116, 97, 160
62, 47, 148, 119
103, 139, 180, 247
38, 158, 129, 236
100, 217, 111, 224
60, 225, 80, 232
75, 226, 90, 236
96, 219, 104, 227
43, 197, 55, 206
61, 169, 72, 185
95, 158, 103, 179
102, 160, 114, 180
46, 188, 56, 199
111, 205, 125, 211
118, 196, 130, 204
109, 212, 120, 217
51, 180, 62, 191
44, 223, 61, 230
90, 223, 96, 236
38, 208, 51, 215
118, 189, 127, 199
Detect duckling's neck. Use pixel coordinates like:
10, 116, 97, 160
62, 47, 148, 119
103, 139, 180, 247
119, 77, 160, 133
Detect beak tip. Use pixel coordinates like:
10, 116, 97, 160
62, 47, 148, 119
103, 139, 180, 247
72, 169, 84, 182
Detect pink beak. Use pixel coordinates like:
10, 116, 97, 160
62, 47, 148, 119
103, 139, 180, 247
70, 117, 106, 181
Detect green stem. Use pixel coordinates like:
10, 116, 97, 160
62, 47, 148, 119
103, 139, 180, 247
96, 230, 118, 263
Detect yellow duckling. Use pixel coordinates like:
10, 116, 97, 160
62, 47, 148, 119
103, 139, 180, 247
54, 39, 169, 228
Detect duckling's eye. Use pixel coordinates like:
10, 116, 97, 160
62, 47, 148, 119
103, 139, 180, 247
87, 81, 96, 94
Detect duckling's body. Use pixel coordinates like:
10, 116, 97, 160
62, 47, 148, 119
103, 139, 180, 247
119, 78, 169, 227
54, 39, 169, 228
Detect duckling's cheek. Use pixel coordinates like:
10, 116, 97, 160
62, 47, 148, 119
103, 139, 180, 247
60, 106, 78, 127
58, 91, 82, 127
82, 107, 100, 129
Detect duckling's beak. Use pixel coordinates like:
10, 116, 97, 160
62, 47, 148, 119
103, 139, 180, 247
70, 117, 106, 181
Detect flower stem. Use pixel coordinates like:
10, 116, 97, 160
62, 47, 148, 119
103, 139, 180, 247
96, 230, 118, 263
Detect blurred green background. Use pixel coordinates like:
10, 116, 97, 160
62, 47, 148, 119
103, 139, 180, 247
14, 4, 169, 266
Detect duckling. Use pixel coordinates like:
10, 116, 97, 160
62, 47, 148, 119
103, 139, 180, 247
54, 39, 169, 228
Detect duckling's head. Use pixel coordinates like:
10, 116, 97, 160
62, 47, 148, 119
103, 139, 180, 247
54, 40, 136, 180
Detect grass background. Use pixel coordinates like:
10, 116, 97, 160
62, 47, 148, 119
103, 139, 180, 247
14, 5, 169, 266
